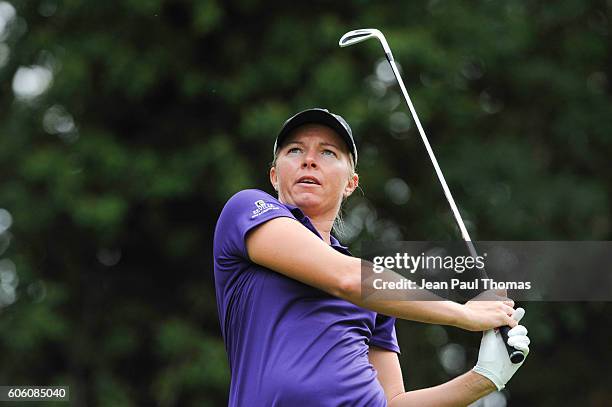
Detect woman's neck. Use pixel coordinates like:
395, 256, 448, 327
307, 216, 335, 245
277, 196, 338, 245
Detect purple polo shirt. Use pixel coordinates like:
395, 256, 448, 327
213, 189, 400, 406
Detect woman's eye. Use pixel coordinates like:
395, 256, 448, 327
288, 147, 302, 154
322, 149, 337, 157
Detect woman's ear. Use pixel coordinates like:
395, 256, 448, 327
343, 172, 359, 198
270, 166, 278, 191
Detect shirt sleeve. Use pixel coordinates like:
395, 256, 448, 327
214, 189, 296, 262
369, 314, 401, 354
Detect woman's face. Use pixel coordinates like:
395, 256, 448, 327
270, 124, 358, 217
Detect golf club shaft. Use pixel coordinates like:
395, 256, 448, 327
386, 55, 476, 256
384, 53, 525, 364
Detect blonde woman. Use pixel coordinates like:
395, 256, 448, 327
213, 108, 530, 406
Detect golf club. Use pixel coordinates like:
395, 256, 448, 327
339, 28, 525, 364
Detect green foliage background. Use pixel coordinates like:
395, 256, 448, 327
0, 1, 611, 406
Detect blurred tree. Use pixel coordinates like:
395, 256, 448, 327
0, 0, 610, 405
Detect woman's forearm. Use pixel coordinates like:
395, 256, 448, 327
350, 291, 466, 329
340, 257, 466, 328
389, 371, 496, 407
340, 256, 514, 331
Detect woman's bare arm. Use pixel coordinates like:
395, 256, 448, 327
369, 347, 495, 407
390, 372, 494, 407
246, 217, 517, 331
368, 346, 405, 403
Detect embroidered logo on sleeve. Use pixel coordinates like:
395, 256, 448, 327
251, 199, 280, 218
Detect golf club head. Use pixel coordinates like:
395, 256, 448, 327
339, 28, 392, 57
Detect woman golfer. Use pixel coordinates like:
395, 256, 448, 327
213, 108, 530, 406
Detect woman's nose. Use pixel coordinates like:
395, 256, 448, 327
302, 152, 318, 168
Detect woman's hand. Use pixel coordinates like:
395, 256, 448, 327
473, 308, 530, 390
457, 292, 517, 331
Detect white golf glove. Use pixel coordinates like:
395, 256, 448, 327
472, 307, 530, 390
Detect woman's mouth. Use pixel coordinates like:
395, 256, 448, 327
296, 175, 321, 186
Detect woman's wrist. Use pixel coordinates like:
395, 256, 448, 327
465, 370, 498, 395
446, 301, 470, 330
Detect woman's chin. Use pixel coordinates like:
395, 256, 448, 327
292, 193, 324, 210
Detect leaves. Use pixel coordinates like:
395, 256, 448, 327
0, 1, 611, 405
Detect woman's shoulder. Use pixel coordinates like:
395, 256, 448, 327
214, 189, 293, 258
222, 189, 282, 214
218, 188, 289, 224
226, 188, 279, 204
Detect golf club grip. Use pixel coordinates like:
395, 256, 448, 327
499, 325, 526, 364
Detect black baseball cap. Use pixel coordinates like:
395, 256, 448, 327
273, 108, 358, 165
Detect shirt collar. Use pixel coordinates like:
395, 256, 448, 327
281, 202, 306, 220
329, 234, 350, 252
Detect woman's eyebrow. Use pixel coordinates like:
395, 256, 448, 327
320, 142, 348, 153
285, 140, 341, 149
319, 142, 340, 149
